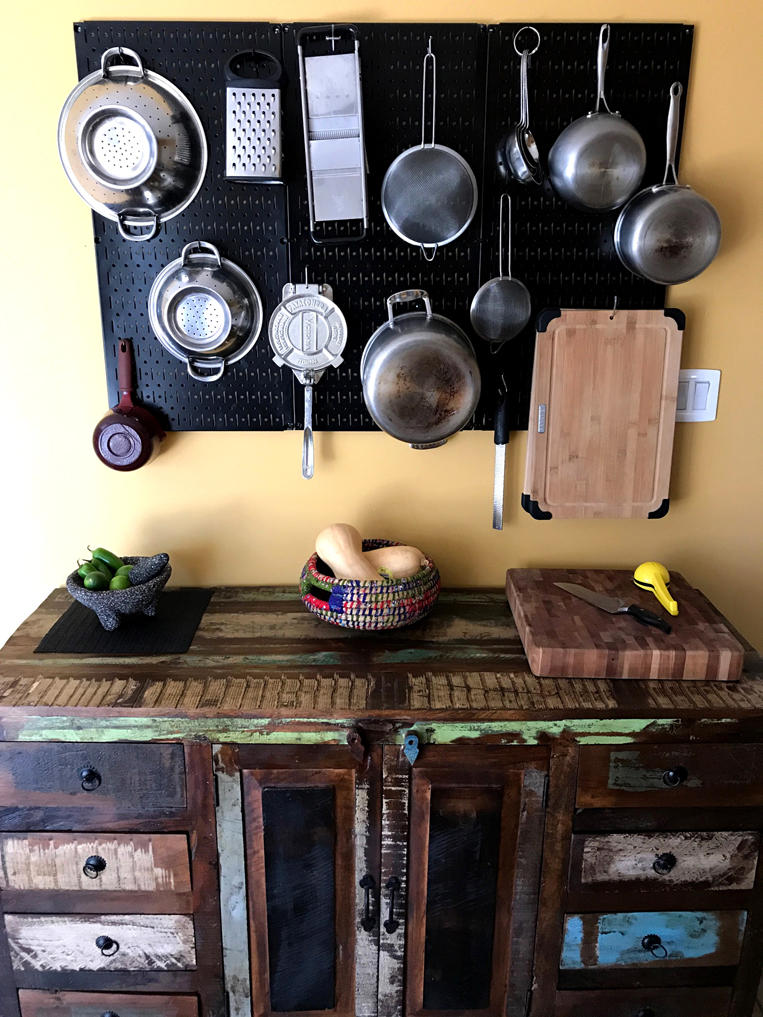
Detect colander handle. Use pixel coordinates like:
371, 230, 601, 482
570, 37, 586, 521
117, 209, 159, 242
187, 357, 226, 383
100, 47, 145, 79
181, 241, 222, 267
386, 289, 432, 323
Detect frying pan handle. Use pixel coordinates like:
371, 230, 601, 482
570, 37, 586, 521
181, 241, 222, 267
663, 82, 683, 186
187, 357, 226, 382
117, 209, 159, 242
387, 290, 432, 322
116, 340, 134, 400
594, 24, 612, 114
100, 47, 145, 79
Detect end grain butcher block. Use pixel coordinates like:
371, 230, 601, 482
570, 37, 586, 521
523, 308, 683, 518
506, 568, 744, 681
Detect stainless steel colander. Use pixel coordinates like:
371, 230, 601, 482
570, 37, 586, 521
149, 242, 262, 382
58, 47, 207, 241
381, 40, 477, 261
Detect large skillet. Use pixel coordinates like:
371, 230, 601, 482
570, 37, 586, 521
615, 82, 721, 285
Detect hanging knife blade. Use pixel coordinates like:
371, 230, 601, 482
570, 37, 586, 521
554, 582, 672, 633
492, 381, 509, 530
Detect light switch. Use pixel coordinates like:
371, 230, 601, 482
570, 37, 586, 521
675, 369, 721, 422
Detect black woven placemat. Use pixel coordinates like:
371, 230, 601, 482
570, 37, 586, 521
35, 589, 214, 655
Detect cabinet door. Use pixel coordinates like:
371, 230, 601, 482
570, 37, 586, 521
380, 745, 548, 1017
229, 745, 380, 1017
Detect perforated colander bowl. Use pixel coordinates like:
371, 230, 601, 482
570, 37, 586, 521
149, 242, 262, 382
77, 106, 158, 189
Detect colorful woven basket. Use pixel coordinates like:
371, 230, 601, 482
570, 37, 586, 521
300, 538, 441, 630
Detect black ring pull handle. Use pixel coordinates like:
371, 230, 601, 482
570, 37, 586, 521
662, 765, 688, 788
80, 766, 102, 791
635, 1009, 656, 1017
96, 935, 120, 957
360, 873, 376, 932
653, 851, 677, 875
384, 876, 400, 934
83, 855, 107, 879
641, 933, 668, 958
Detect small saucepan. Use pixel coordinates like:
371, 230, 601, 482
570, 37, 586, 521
614, 82, 721, 285
93, 339, 165, 471
361, 290, 481, 449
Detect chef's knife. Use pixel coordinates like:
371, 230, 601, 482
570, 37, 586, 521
492, 385, 509, 530
554, 582, 672, 634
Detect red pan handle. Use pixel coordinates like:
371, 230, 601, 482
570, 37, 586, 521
116, 339, 135, 412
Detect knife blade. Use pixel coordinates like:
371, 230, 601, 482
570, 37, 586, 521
492, 383, 509, 530
554, 582, 672, 634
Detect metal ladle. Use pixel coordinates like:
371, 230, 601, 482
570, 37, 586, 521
469, 194, 532, 351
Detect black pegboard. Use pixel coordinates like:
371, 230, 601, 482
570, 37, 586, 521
73, 20, 693, 433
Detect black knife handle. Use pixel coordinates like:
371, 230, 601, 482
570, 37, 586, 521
626, 604, 672, 634
494, 387, 510, 446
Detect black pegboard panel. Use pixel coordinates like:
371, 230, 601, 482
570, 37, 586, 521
74, 22, 294, 430
72, 20, 692, 433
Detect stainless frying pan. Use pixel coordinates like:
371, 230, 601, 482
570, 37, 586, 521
615, 82, 721, 285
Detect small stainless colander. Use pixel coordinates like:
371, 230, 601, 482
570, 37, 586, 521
169, 289, 233, 350
78, 106, 158, 189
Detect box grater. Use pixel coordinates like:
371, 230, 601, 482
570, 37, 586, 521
225, 50, 284, 183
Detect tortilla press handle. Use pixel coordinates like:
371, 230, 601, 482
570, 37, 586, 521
387, 289, 432, 322
663, 82, 683, 186
302, 382, 314, 480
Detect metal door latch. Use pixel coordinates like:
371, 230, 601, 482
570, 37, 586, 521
403, 731, 420, 766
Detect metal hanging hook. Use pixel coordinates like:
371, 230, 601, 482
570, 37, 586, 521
513, 25, 541, 58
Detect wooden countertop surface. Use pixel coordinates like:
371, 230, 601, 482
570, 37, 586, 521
0, 588, 760, 731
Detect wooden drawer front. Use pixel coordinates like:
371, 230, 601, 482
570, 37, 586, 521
0, 833, 191, 892
554, 986, 732, 1016
572, 831, 759, 892
576, 743, 763, 808
18, 990, 199, 1017
0, 743, 186, 811
560, 911, 747, 969
6, 914, 196, 971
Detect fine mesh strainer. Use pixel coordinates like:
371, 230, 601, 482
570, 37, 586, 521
381, 39, 478, 261
149, 242, 262, 382
469, 194, 531, 350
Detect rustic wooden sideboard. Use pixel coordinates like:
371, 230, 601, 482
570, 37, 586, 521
0, 587, 761, 1017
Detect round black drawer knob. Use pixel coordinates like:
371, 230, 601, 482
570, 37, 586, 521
83, 855, 107, 879
662, 765, 688, 788
80, 766, 102, 791
95, 935, 120, 956
653, 851, 677, 875
641, 933, 668, 958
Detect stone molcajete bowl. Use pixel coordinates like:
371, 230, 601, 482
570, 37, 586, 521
66, 555, 172, 631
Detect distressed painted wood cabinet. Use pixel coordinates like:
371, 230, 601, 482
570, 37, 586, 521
0, 587, 762, 1017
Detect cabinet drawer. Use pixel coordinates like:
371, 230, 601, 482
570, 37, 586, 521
571, 831, 759, 892
554, 986, 732, 1016
560, 911, 747, 969
0, 743, 186, 812
576, 743, 763, 808
18, 990, 199, 1017
6, 914, 196, 971
0, 833, 192, 892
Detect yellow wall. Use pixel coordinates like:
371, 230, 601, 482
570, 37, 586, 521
1, 0, 761, 648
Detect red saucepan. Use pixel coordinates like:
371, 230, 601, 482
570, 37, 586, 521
93, 339, 165, 470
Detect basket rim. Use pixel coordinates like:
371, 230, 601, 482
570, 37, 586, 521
305, 538, 437, 590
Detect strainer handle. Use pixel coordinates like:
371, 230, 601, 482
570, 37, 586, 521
181, 241, 222, 267
101, 47, 146, 79
387, 289, 432, 322
187, 357, 226, 383
117, 209, 159, 242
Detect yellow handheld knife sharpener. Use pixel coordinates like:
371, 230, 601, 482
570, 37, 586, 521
633, 561, 679, 616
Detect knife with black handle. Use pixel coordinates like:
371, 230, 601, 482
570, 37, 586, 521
554, 582, 672, 634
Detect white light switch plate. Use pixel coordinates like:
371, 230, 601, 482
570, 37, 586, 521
676, 369, 721, 421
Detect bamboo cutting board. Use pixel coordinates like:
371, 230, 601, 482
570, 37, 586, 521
522, 309, 684, 519
505, 568, 745, 680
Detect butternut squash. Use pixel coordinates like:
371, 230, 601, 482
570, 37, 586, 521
315, 524, 380, 581
363, 545, 426, 579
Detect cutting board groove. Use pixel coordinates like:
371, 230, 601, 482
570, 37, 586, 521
505, 569, 744, 680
